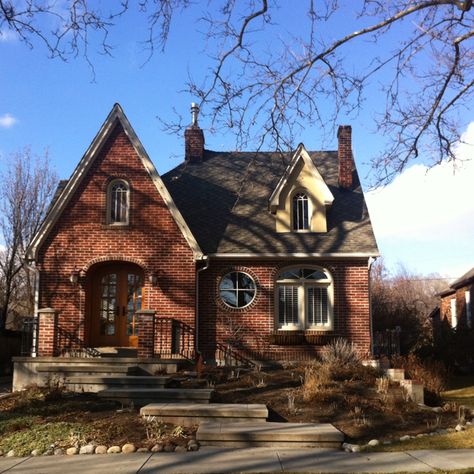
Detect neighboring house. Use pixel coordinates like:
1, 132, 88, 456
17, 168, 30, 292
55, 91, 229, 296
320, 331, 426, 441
438, 267, 474, 329
24, 103, 379, 365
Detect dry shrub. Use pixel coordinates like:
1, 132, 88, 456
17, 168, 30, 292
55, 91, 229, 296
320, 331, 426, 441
392, 354, 449, 396
321, 338, 361, 367
301, 361, 333, 401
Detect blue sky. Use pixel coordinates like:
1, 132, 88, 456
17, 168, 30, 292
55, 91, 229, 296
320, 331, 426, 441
1, 2, 473, 279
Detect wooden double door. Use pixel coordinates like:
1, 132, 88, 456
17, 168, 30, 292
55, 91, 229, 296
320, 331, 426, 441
88, 263, 144, 347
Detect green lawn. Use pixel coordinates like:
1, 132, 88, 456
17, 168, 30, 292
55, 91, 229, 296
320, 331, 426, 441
442, 375, 474, 410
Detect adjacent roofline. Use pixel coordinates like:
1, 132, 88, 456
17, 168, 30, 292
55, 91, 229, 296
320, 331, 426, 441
208, 252, 379, 259
438, 287, 456, 297
26, 103, 203, 261
450, 268, 474, 290
268, 144, 335, 213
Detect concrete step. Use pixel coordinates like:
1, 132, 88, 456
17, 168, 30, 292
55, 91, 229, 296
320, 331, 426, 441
140, 403, 268, 426
36, 365, 139, 376
64, 375, 178, 393
98, 388, 214, 406
196, 421, 344, 448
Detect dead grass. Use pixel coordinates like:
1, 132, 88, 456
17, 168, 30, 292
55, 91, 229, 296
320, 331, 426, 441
442, 376, 474, 410
368, 429, 474, 452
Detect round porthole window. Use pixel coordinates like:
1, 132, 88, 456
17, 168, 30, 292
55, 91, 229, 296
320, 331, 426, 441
219, 271, 257, 309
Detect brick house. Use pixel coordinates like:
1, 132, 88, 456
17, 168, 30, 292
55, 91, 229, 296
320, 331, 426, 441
24, 103, 379, 365
438, 267, 473, 329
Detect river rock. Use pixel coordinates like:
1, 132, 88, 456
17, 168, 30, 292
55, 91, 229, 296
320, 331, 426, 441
151, 444, 163, 453
122, 443, 136, 454
79, 444, 95, 455
107, 446, 121, 454
95, 446, 107, 454
66, 447, 78, 455
175, 446, 187, 453
368, 439, 379, 446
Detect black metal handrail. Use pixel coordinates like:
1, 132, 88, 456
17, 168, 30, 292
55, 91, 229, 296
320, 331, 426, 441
373, 328, 401, 357
21, 317, 38, 356
57, 326, 101, 358
154, 317, 195, 361
215, 342, 258, 369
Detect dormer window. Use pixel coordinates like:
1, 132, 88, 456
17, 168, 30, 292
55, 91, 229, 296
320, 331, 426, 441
293, 192, 310, 231
107, 179, 129, 225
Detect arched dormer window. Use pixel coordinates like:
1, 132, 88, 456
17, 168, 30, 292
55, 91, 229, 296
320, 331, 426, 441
107, 179, 129, 225
276, 267, 333, 330
293, 192, 310, 231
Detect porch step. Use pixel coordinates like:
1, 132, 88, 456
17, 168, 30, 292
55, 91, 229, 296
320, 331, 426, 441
140, 403, 268, 426
36, 365, 139, 376
98, 388, 214, 406
196, 421, 344, 448
64, 375, 178, 393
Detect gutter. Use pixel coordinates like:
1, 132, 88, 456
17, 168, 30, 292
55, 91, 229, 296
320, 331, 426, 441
195, 256, 210, 356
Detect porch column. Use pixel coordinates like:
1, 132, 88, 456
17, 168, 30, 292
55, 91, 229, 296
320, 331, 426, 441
137, 309, 155, 359
37, 308, 58, 357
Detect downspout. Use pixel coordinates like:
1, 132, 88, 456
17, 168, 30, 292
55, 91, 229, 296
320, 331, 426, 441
368, 256, 377, 358
195, 256, 210, 357
24, 261, 40, 357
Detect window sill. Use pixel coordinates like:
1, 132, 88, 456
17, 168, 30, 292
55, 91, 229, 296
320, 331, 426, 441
102, 223, 130, 230
269, 330, 338, 346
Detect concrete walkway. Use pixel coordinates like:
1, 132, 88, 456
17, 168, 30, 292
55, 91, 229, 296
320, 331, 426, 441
0, 448, 473, 473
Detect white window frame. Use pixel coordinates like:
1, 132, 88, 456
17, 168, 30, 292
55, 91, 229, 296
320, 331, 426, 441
219, 271, 257, 309
292, 191, 312, 232
106, 179, 130, 225
275, 266, 333, 331
450, 298, 457, 328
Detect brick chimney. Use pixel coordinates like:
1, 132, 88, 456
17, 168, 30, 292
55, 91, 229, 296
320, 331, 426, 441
185, 103, 204, 163
337, 125, 353, 189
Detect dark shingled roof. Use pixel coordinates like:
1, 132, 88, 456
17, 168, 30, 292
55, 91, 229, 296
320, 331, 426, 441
450, 267, 474, 289
162, 150, 379, 255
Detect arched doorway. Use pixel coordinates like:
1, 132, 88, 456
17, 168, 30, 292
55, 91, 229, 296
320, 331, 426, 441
86, 262, 144, 347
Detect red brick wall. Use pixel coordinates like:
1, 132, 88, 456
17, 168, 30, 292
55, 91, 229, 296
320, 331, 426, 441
440, 283, 473, 328
37, 123, 196, 355
198, 259, 371, 362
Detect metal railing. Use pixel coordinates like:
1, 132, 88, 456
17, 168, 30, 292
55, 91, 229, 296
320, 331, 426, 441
154, 317, 195, 361
21, 317, 38, 356
215, 342, 258, 369
373, 328, 401, 357
56, 327, 101, 357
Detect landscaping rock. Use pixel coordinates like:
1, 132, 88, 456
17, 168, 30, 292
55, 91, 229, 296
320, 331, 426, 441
95, 446, 107, 454
137, 448, 149, 453
43, 449, 53, 456
351, 444, 362, 453
175, 446, 187, 453
122, 443, 136, 454
399, 435, 411, 442
187, 441, 199, 452
31, 449, 41, 456
455, 424, 465, 432
79, 444, 95, 455
54, 448, 64, 456
164, 443, 175, 452
6, 450, 15, 458
107, 446, 121, 454
368, 439, 379, 446
66, 447, 78, 456
151, 444, 164, 453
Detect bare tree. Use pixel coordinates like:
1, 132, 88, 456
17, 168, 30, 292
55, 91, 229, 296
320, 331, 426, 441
0, 149, 57, 331
2, 1, 473, 182
371, 259, 448, 353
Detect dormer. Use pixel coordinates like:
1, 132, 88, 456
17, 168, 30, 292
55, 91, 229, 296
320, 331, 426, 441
269, 144, 334, 233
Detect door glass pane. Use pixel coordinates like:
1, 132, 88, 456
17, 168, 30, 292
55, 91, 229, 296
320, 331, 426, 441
99, 273, 117, 336
127, 273, 143, 336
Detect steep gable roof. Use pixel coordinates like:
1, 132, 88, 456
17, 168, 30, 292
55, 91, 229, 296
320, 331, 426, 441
26, 104, 203, 261
162, 149, 379, 257
269, 143, 334, 213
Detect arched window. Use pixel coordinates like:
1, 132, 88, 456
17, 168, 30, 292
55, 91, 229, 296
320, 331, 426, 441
107, 179, 129, 225
219, 271, 257, 309
293, 192, 310, 230
276, 267, 333, 330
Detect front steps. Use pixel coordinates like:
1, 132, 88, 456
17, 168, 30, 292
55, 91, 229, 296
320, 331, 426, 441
37, 364, 139, 377
197, 421, 344, 448
64, 375, 177, 393
140, 403, 268, 426
98, 388, 214, 406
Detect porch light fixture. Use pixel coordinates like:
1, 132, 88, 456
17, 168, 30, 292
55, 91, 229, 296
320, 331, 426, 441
69, 267, 80, 285
149, 271, 158, 286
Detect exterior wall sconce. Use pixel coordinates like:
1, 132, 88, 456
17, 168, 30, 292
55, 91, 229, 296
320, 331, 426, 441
149, 271, 158, 286
69, 267, 80, 285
